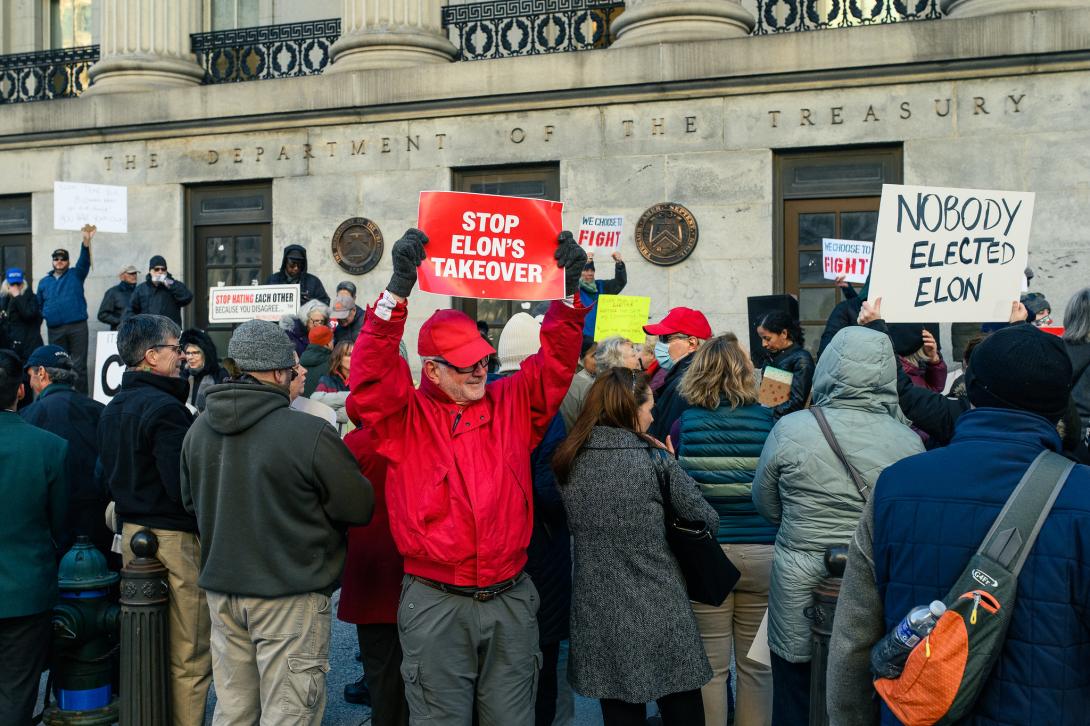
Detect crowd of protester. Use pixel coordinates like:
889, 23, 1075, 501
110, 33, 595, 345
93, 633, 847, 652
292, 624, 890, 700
1, 222, 1089, 726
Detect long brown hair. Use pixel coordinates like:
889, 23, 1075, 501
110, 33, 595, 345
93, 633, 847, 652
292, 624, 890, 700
679, 333, 757, 410
553, 367, 652, 485
328, 340, 353, 381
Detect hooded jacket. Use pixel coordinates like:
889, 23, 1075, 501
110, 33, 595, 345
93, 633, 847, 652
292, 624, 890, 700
828, 408, 1090, 726
266, 245, 330, 305
181, 381, 373, 597
300, 343, 331, 397
124, 273, 194, 325
348, 296, 587, 588
97, 279, 135, 330
752, 326, 924, 662
179, 329, 228, 411
1067, 339, 1090, 437
38, 245, 90, 327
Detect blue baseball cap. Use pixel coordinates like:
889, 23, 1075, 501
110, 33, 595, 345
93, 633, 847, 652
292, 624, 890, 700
24, 345, 73, 371
5, 268, 23, 285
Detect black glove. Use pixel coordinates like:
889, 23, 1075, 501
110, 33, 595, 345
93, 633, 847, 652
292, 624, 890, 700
554, 230, 587, 298
388, 228, 428, 298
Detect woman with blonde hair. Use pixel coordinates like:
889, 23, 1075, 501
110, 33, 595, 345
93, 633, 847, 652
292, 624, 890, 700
674, 334, 776, 726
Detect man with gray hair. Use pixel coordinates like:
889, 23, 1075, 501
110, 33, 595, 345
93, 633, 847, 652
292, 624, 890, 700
19, 344, 110, 558
98, 314, 210, 726
182, 319, 374, 725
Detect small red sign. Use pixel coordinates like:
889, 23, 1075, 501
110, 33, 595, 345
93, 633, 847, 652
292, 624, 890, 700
416, 191, 565, 301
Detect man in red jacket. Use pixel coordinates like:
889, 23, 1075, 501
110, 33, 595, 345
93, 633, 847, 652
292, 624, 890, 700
349, 227, 587, 725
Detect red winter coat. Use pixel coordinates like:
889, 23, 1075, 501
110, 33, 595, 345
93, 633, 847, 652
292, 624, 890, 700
337, 425, 403, 625
349, 297, 587, 587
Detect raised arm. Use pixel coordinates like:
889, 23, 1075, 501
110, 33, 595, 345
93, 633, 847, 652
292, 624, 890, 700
600, 252, 627, 294
168, 278, 194, 307
74, 225, 93, 281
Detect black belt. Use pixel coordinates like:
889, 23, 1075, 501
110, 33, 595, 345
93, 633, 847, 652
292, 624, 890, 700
414, 575, 520, 602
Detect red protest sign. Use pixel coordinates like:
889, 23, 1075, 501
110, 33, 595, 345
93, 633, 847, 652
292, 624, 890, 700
416, 191, 565, 301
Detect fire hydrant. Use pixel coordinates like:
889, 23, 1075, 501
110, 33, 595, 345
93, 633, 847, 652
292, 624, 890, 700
43, 535, 121, 725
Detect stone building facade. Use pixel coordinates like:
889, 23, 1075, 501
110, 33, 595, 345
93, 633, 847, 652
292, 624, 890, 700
0, 0, 1087, 363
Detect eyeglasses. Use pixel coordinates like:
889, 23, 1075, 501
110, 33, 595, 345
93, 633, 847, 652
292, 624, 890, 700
658, 333, 689, 344
151, 266, 167, 272
150, 344, 183, 355
183, 349, 203, 358
289, 363, 305, 381
433, 357, 489, 375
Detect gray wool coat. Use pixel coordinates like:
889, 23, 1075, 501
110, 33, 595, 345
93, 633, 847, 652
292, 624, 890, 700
560, 426, 719, 703
752, 326, 924, 663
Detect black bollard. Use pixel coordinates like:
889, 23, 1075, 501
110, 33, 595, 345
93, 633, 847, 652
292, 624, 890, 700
119, 529, 171, 726
807, 545, 847, 726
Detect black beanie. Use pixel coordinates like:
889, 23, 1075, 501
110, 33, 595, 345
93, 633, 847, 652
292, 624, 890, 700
965, 325, 1072, 422
149, 255, 167, 269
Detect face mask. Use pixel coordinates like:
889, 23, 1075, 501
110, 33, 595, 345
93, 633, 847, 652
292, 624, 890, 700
654, 340, 675, 371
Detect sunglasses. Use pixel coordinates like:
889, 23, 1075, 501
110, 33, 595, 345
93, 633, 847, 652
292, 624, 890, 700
151, 266, 167, 272
52, 256, 68, 261
434, 356, 489, 375
290, 364, 304, 381
658, 333, 689, 344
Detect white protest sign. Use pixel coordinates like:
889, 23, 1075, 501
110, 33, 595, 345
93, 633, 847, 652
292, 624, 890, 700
93, 331, 125, 405
822, 238, 873, 284
54, 182, 128, 233
208, 284, 300, 323
577, 214, 624, 252
869, 184, 1035, 323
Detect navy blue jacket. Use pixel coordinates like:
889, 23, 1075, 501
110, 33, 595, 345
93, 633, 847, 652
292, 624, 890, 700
38, 245, 90, 327
647, 351, 695, 441
872, 408, 1090, 725
677, 402, 777, 544
21, 383, 108, 552
525, 413, 571, 646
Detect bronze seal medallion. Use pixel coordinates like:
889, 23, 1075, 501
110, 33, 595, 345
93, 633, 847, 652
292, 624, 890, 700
634, 203, 699, 266
332, 218, 383, 275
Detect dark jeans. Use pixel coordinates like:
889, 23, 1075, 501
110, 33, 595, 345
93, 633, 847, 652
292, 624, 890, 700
47, 321, 89, 394
358, 623, 409, 726
535, 641, 560, 726
770, 652, 811, 726
0, 611, 51, 725
599, 688, 704, 726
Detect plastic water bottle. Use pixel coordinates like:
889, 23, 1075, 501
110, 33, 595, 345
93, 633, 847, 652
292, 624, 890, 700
870, 600, 946, 679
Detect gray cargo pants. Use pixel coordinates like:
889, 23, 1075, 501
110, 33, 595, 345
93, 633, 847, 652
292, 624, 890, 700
397, 573, 541, 726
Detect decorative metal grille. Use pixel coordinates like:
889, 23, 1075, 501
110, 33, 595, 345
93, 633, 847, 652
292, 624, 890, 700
753, 0, 941, 34
442, 0, 624, 61
191, 19, 341, 84
0, 45, 98, 104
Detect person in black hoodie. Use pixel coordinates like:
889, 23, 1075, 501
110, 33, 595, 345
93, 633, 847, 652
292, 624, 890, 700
266, 244, 330, 305
124, 255, 194, 326
0, 268, 43, 361
97, 265, 139, 330
757, 309, 814, 420
180, 329, 228, 412
97, 313, 211, 725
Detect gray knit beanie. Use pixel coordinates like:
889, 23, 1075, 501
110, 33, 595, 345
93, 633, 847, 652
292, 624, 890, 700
228, 319, 296, 372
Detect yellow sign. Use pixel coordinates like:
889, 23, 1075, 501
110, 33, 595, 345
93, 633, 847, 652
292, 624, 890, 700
594, 295, 651, 343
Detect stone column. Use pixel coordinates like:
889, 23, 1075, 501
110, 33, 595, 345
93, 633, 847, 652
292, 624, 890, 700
84, 0, 204, 95
942, 0, 1089, 17
326, 0, 456, 74
610, 0, 755, 48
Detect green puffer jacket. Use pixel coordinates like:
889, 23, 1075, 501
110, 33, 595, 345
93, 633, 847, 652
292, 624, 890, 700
752, 326, 924, 663
678, 402, 777, 544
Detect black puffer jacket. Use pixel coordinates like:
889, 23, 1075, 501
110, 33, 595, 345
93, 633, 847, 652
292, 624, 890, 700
124, 274, 194, 325
1067, 340, 1090, 439
266, 244, 330, 305
97, 280, 135, 330
180, 329, 228, 411
764, 343, 815, 420
0, 290, 43, 361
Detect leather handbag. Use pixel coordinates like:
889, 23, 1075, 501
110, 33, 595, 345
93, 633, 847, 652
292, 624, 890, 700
649, 448, 741, 606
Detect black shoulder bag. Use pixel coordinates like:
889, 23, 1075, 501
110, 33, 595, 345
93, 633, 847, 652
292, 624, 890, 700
649, 448, 741, 606
811, 407, 870, 502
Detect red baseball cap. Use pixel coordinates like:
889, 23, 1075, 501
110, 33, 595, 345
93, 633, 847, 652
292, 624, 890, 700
418, 309, 496, 368
643, 307, 712, 339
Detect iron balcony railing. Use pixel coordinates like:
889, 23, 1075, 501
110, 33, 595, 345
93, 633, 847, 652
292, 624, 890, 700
191, 18, 341, 84
442, 0, 624, 61
0, 45, 98, 103
752, 0, 941, 34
